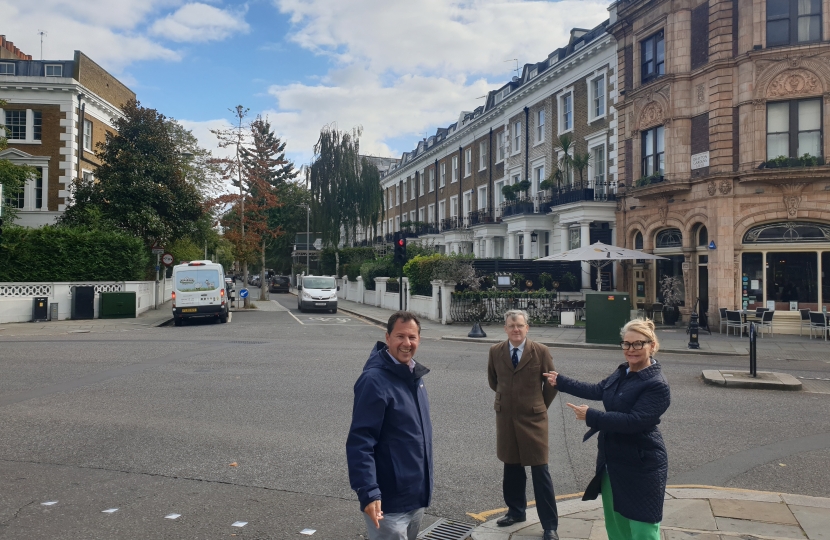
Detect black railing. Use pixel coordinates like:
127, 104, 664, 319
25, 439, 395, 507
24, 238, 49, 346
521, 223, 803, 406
417, 222, 440, 235
450, 292, 561, 324
386, 281, 400, 293
540, 180, 617, 212
468, 208, 501, 226
501, 200, 535, 217
384, 233, 395, 243
441, 216, 461, 231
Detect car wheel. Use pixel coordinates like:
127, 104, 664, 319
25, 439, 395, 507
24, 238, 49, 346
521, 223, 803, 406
220, 313, 228, 323
174, 317, 182, 327
298, 303, 303, 312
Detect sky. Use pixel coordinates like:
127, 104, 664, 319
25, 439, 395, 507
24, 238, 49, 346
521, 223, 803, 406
3, 0, 610, 168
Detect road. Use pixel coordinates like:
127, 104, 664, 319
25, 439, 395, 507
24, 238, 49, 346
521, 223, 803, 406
0, 295, 828, 539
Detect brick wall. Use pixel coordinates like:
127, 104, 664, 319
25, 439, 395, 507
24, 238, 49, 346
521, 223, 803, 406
74, 52, 135, 109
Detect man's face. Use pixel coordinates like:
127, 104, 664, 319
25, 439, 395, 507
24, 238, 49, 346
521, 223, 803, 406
385, 319, 420, 364
504, 315, 529, 346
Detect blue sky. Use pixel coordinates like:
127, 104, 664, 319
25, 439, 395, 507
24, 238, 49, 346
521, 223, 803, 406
4, 0, 610, 167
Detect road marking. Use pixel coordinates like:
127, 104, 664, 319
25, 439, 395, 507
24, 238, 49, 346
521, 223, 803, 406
287, 310, 305, 325
231, 521, 247, 527
102, 508, 118, 514
466, 493, 585, 522
165, 513, 181, 520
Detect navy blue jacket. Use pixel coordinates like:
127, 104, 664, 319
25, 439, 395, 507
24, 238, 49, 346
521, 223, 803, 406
557, 360, 670, 524
346, 342, 433, 514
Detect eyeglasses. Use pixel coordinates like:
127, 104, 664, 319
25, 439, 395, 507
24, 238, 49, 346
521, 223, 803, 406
620, 340, 652, 350
505, 324, 527, 330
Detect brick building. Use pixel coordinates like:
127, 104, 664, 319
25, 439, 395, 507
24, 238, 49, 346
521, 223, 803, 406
0, 36, 135, 227
609, 0, 830, 332
373, 22, 620, 290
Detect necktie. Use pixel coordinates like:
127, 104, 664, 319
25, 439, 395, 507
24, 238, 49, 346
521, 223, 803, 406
511, 348, 519, 368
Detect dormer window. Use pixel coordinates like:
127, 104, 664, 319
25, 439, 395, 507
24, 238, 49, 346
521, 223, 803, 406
0, 63, 14, 75
45, 64, 63, 77
528, 68, 537, 80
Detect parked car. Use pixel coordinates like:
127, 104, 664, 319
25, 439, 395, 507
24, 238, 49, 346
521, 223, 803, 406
297, 275, 339, 313
269, 275, 291, 293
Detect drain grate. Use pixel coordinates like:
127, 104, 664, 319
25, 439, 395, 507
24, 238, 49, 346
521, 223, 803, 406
417, 518, 474, 540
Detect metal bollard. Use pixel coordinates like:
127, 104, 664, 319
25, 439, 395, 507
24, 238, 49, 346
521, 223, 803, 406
749, 322, 757, 377
687, 311, 700, 349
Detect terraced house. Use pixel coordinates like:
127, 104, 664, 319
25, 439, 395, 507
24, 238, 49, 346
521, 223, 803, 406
610, 0, 830, 332
0, 35, 134, 228
373, 22, 620, 291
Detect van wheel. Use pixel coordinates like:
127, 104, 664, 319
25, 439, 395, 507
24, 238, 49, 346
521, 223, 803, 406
220, 313, 228, 323
330, 308, 337, 314
174, 317, 182, 327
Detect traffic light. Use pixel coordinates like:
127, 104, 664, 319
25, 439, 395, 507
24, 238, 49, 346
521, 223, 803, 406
394, 234, 407, 266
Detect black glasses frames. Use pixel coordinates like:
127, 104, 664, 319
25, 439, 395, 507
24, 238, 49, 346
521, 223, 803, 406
620, 340, 653, 350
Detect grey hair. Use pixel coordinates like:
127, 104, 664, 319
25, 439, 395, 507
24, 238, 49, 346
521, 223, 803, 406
504, 309, 529, 325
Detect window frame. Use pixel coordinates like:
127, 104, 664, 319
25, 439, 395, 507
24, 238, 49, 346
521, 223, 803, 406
559, 92, 574, 133
4, 109, 26, 140
44, 64, 63, 77
440, 163, 446, 187
0, 62, 14, 75
536, 109, 545, 144
83, 119, 93, 151
766, 97, 823, 160
766, 0, 822, 47
532, 162, 545, 195
464, 148, 472, 177
452, 156, 458, 183
477, 185, 487, 210
641, 30, 666, 84
429, 168, 436, 192
513, 121, 522, 155
419, 173, 425, 195
497, 132, 506, 162
495, 179, 506, 205
428, 203, 435, 223
588, 73, 606, 122
395, 185, 400, 206
479, 141, 487, 171
641, 125, 666, 178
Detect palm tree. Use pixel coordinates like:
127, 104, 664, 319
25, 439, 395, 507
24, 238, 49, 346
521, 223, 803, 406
572, 152, 592, 188
556, 134, 574, 189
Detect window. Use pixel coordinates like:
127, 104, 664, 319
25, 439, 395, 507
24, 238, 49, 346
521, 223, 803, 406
395, 185, 400, 206
463, 191, 472, 218
634, 231, 644, 250
528, 68, 537, 80
569, 227, 581, 250
497, 132, 506, 162
402, 181, 407, 203
419, 174, 424, 195
744, 221, 830, 243
592, 145, 605, 183
388, 190, 393, 209
478, 186, 487, 210
44, 64, 63, 77
419, 207, 425, 223
0, 63, 14, 75
656, 228, 683, 248
591, 75, 606, 119
697, 225, 708, 247
4, 110, 26, 139
440, 163, 446, 187
767, 0, 821, 47
438, 200, 446, 222
536, 109, 545, 143
533, 165, 545, 194
410, 210, 415, 222
411, 178, 416, 199
479, 141, 487, 170
560, 93, 573, 132
33, 111, 42, 141
395, 216, 401, 232
513, 122, 522, 153
641, 30, 665, 83
5, 184, 24, 208
641, 125, 665, 177
465, 148, 472, 176
495, 180, 505, 205
428, 203, 435, 222
35, 167, 43, 209
429, 168, 435, 192
450, 196, 458, 217
452, 156, 458, 182
83, 119, 92, 151
767, 98, 822, 159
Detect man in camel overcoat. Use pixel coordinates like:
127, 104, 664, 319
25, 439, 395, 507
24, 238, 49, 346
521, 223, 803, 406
487, 309, 559, 540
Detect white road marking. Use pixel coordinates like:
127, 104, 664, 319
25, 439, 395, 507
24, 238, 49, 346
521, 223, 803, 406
165, 513, 181, 520
287, 309, 305, 325
231, 521, 247, 527
102, 508, 118, 514
41, 501, 57, 506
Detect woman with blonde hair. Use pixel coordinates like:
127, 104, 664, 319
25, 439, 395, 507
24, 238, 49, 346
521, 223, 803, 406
545, 318, 670, 540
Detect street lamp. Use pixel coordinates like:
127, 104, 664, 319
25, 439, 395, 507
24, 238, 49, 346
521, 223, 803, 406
297, 203, 310, 273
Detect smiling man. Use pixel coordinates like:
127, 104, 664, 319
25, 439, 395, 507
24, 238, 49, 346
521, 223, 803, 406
346, 311, 433, 540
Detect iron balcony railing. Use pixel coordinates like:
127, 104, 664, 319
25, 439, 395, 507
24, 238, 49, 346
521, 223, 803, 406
441, 216, 461, 231
468, 208, 502, 226
540, 180, 617, 212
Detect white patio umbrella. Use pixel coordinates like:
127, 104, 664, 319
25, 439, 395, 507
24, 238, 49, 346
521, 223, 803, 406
536, 241, 668, 291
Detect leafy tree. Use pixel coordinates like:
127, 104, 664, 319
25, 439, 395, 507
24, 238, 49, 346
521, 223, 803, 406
165, 118, 223, 197
0, 98, 35, 225
59, 100, 204, 247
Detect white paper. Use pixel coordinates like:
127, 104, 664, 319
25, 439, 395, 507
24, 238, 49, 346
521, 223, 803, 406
41, 501, 58, 506
231, 521, 247, 527
102, 508, 118, 514
751, 280, 760, 289
165, 514, 181, 520
767, 300, 776, 311
300, 529, 316, 535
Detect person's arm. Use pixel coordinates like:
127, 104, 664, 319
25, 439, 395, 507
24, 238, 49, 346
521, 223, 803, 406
346, 373, 387, 514
585, 380, 671, 433
541, 347, 558, 408
487, 348, 498, 392
554, 373, 606, 401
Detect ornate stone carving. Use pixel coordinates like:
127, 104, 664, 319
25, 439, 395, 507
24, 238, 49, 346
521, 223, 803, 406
657, 197, 669, 224
696, 84, 705, 104
719, 179, 732, 195
616, 199, 623, 212
787, 56, 802, 68
639, 102, 664, 129
707, 181, 717, 196
776, 182, 808, 217
767, 69, 821, 98
753, 99, 766, 109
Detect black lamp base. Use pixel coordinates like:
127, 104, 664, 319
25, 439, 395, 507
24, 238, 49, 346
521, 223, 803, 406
468, 322, 487, 338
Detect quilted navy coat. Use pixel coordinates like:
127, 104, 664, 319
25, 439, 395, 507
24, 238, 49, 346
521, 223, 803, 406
556, 360, 670, 523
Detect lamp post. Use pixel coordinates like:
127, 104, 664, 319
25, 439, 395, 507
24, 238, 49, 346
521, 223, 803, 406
297, 203, 310, 273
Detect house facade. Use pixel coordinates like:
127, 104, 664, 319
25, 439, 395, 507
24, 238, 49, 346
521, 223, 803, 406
0, 36, 135, 228
373, 23, 620, 291
609, 0, 830, 330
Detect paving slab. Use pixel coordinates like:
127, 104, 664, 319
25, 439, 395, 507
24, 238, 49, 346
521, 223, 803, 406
714, 516, 805, 538
710, 498, 798, 525
781, 494, 830, 509
662, 498, 717, 530
663, 532, 721, 540
665, 488, 783, 503
789, 505, 830, 540
587, 521, 608, 540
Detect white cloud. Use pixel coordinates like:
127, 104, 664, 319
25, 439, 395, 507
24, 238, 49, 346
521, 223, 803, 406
149, 3, 251, 43
177, 118, 237, 160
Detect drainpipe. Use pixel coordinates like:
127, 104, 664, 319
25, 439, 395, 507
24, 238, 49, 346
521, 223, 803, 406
488, 128, 493, 215
415, 170, 419, 226
77, 93, 85, 180
434, 159, 439, 225
458, 146, 463, 227
524, 106, 530, 186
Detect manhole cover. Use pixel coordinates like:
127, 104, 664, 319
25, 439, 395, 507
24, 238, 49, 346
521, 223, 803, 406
797, 377, 830, 394
417, 518, 474, 540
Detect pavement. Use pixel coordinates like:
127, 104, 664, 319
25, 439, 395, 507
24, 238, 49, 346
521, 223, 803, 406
469, 486, 830, 540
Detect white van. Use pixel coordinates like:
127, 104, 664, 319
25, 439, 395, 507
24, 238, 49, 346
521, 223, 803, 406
171, 261, 229, 326
297, 275, 339, 313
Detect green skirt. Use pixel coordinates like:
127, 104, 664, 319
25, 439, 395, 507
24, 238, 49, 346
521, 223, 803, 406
601, 472, 661, 540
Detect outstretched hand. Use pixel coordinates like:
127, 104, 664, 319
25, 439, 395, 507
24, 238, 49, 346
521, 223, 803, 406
364, 500, 383, 528
544, 371, 558, 386
566, 402, 589, 421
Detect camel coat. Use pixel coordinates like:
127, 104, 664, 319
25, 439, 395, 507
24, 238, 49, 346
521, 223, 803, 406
487, 339, 557, 466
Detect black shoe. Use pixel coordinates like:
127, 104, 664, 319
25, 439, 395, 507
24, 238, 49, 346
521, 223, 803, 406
543, 530, 559, 540
496, 514, 526, 526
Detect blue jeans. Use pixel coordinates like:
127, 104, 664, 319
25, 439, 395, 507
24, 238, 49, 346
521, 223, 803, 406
362, 507, 425, 540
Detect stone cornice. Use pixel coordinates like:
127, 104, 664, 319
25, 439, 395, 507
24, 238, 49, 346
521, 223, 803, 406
0, 77, 125, 122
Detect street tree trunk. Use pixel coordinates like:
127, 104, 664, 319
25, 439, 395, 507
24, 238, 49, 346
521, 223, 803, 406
260, 239, 269, 301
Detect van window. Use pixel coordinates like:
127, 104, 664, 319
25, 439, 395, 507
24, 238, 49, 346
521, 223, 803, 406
176, 269, 221, 291
303, 277, 336, 289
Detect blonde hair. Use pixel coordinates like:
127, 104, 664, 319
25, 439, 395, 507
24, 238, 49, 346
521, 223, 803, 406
621, 318, 660, 354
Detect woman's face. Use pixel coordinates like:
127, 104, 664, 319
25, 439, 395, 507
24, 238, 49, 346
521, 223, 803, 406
622, 330, 654, 371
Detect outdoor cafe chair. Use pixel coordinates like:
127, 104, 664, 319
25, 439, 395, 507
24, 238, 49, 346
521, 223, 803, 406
725, 310, 747, 337
799, 309, 811, 336
756, 310, 775, 337
636, 302, 646, 318
719, 308, 728, 334
809, 311, 829, 341
651, 303, 664, 324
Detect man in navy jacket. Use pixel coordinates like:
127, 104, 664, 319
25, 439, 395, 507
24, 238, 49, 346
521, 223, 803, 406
346, 311, 433, 540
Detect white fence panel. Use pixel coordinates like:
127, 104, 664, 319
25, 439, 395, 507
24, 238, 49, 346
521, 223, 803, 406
363, 290, 376, 305
408, 295, 433, 320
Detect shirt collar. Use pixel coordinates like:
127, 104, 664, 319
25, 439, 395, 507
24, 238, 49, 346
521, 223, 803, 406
509, 339, 527, 356
385, 348, 415, 373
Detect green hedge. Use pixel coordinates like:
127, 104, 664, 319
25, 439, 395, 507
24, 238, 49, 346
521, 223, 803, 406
403, 253, 443, 296
0, 226, 149, 282
360, 258, 395, 290
321, 246, 377, 276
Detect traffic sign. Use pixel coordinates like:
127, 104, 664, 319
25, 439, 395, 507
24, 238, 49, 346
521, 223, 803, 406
162, 252, 174, 266
151, 241, 164, 255
239, 288, 249, 299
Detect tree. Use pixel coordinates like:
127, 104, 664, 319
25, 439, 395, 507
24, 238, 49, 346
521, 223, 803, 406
59, 100, 204, 248
0, 99, 36, 226
308, 126, 384, 247
555, 134, 575, 189
572, 151, 592, 187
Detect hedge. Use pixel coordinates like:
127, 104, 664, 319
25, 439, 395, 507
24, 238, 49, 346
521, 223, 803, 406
320, 246, 377, 276
403, 253, 443, 296
360, 258, 395, 290
0, 225, 149, 282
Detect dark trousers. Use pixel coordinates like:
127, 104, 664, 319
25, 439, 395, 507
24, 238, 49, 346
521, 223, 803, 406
503, 463, 558, 531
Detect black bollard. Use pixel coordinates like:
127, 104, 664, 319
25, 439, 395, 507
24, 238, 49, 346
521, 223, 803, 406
687, 311, 700, 349
749, 322, 757, 377
468, 322, 487, 338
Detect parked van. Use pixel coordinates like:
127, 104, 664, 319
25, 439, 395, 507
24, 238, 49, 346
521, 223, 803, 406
172, 261, 229, 326
297, 275, 339, 313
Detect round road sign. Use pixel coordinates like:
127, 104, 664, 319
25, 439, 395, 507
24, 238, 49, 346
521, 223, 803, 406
162, 252, 174, 266
239, 288, 249, 299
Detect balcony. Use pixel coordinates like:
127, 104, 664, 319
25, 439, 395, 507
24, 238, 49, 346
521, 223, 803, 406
468, 208, 502, 226
541, 180, 617, 212
441, 216, 462, 231
501, 199, 536, 218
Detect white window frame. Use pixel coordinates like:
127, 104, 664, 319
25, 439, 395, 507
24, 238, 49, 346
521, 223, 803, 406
409, 210, 416, 223
388, 190, 393, 210
395, 185, 400, 206
83, 119, 92, 151
451, 156, 458, 183
428, 203, 435, 223
495, 179, 506, 206
0, 108, 42, 144
497, 132, 506, 162
585, 130, 609, 186
536, 109, 545, 144
464, 148, 472, 177
477, 186, 487, 210
429, 168, 435, 192
411, 178, 416, 199
559, 89, 574, 133
0, 63, 14, 75
449, 195, 459, 218
395, 215, 401, 232
440, 163, 446, 187
402, 180, 407, 203
513, 121, 522, 155
438, 200, 446, 224
4, 160, 50, 212
419, 172, 425, 195
419, 207, 425, 223
44, 64, 63, 77
587, 71, 607, 123
556, 147, 575, 186
528, 68, 537, 80
479, 141, 487, 171
532, 161, 545, 196
463, 189, 473, 218
388, 218, 394, 234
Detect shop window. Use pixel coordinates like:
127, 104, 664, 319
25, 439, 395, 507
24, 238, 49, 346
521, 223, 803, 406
656, 228, 682, 248
767, 99, 821, 159
641, 125, 665, 177
766, 252, 818, 310
656, 255, 685, 305
641, 30, 665, 84
742, 253, 764, 309
767, 0, 821, 47
743, 221, 830, 243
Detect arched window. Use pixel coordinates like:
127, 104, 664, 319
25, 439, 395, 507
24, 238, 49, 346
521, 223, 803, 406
634, 231, 643, 250
743, 221, 830, 244
656, 228, 682, 248
697, 225, 708, 247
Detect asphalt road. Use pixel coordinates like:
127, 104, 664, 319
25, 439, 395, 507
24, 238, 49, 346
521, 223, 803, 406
0, 296, 829, 539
